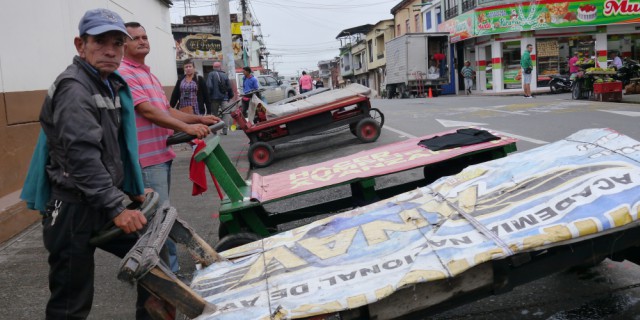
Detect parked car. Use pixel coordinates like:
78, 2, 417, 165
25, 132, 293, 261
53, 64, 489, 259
235, 73, 297, 104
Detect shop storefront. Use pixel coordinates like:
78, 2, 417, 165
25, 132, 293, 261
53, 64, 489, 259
439, 0, 640, 93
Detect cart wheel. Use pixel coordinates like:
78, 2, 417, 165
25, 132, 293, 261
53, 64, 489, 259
572, 83, 581, 100
356, 118, 381, 143
248, 142, 275, 168
214, 232, 262, 252
369, 108, 385, 128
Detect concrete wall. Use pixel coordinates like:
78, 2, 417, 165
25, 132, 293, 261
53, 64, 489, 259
0, 0, 174, 244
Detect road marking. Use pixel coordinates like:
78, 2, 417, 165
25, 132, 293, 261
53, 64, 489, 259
436, 119, 488, 127
490, 130, 548, 145
599, 110, 640, 117
475, 106, 528, 115
383, 125, 417, 138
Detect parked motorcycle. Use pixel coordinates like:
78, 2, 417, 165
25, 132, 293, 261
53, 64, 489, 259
549, 75, 573, 93
615, 58, 640, 86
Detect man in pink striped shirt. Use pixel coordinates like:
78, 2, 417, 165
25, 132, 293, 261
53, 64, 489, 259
118, 22, 219, 280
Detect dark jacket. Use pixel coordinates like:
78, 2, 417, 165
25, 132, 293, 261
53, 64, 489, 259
169, 74, 211, 115
206, 70, 234, 101
36, 56, 143, 219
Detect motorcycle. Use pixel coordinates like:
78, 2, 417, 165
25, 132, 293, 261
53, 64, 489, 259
615, 58, 640, 86
549, 74, 573, 93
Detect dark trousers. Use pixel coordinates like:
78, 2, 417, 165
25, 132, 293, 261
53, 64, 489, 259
42, 200, 151, 320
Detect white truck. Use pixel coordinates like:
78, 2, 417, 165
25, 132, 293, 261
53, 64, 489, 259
385, 32, 451, 98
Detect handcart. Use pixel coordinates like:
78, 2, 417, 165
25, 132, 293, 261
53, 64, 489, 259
231, 84, 385, 168
189, 127, 517, 251
103, 128, 640, 320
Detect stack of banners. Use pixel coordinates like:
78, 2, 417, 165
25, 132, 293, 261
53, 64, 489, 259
192, 128, 640, 320
264, 84, 371, 120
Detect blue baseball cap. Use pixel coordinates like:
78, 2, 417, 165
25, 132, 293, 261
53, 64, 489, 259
78, 8, 131, 38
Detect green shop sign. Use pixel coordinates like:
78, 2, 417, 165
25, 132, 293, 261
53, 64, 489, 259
475, 0, 640, 36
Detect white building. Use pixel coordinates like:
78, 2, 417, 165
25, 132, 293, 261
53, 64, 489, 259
0, 0, 175, 244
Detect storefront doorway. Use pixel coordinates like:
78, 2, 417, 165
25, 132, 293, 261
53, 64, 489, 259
502, 41, 522, 90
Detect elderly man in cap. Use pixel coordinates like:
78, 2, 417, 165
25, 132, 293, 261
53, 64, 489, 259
22, 8, 154, 319
206, 61, 234, 134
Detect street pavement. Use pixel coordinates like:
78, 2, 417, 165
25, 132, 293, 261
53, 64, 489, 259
4, 92, 640, 319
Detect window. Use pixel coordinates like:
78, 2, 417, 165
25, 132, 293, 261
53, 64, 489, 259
266, 76, 278, 86
397, 24, 401, 36
368, 40, 373, 63
415, 14, 420, 32
258, 77, 267, 86
426, 12, 432, 30
376, 35, 385, 59
405, 19, 410, 33
436, 7, 442, 25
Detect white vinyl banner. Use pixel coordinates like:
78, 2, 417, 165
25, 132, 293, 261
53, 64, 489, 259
193, 128, 640, 320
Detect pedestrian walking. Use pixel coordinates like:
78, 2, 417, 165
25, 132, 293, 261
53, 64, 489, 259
21, 8, 152, 319
118, 21, 219, 277
241, 66, 260, 118
315, 78, 325, 89
299, 71, 313, 93
460, 60, 475, 95
169, 59, 210, 115
206, 61, 234, 134
521, 44, 534, 98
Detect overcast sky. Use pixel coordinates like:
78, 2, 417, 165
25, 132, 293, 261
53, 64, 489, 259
170, 0, 397, 76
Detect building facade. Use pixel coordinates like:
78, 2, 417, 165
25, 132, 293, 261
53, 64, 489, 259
366, 19, 396, 97
391, 0, 427, 37
439, 0, 640, 93
0, 0, 175, 243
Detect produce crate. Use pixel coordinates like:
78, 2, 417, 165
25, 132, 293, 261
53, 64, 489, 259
593, 82, 622, 94
592, 91, 622, 102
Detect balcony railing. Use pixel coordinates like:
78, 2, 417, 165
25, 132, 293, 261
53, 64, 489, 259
444, 5, 458, 20
462, 0, 476, 13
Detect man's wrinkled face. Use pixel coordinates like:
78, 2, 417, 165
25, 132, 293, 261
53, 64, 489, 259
124, 26, 150, 58
75, 31, 125, 78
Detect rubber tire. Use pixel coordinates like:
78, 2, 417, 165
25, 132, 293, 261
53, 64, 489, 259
369, 108, 385, 128
355, 118, 381, 143
549, 80, 559, 93
572, 82, 581, 100
349, 123, 357, 136
287, 91, 296, 98
214, 232, 262, 252
248, 142, 275, 168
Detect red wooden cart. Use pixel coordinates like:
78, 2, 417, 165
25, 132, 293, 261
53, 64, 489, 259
231, 85, 384, 167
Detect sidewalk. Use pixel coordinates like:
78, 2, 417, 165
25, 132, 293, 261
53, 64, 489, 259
0, 128, 251, 319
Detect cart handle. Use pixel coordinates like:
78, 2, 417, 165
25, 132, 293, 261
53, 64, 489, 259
166, 122, 225, 146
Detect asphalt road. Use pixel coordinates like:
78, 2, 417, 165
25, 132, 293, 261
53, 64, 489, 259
3, 92, 640, 319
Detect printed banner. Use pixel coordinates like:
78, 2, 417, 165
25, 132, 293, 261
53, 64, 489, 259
476, 0, 640, 36
173, 32, 244, 67
192, 128, 640, 320
437, 11, 475, 43
251, 129, 517, 203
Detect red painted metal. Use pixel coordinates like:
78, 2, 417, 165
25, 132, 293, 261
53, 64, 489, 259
250, 128, 518, 203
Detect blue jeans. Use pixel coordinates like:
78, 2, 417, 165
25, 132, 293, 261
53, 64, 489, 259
142, 161, 179, 273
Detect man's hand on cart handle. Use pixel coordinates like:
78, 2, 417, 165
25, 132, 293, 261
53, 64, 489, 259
184, 123, 211, 139
114, 209, 147, 234
199, 114, 220, 125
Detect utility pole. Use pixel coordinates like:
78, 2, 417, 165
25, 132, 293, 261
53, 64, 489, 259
241, 0, 247, 25
218, 0, 237, 96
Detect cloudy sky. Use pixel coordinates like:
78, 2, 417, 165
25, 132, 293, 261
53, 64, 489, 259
170, 0, 398, 76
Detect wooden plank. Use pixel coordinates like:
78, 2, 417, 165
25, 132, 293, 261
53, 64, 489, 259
139, 266, 213, 319
170, 218, 224, 267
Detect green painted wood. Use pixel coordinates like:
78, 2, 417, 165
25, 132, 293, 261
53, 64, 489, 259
194, 135, 220, 161
203, 153, 245, 203
213, 144, 246, 187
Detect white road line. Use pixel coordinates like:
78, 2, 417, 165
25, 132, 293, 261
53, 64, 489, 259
383, 125, 417, 138
491, 130, 548, 145
599, 110, 640, 117
475, 107, 528, 115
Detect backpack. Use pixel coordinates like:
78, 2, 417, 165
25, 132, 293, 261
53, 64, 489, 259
215, 71, 228, 94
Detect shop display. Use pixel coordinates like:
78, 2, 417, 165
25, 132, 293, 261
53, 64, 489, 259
572, 66, 622, 102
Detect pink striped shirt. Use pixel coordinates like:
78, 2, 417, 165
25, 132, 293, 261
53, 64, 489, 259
118, 58, 175, 168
